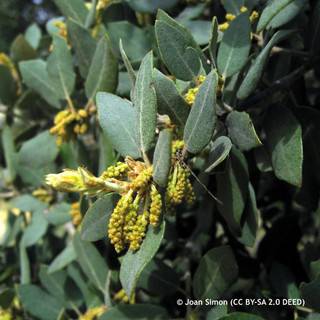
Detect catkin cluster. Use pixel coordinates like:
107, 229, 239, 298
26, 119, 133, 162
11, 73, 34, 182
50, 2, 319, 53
108, 162, 163, 253
49, 108, 88, 146
69, 202, 83, 229
185, 75, 206, 105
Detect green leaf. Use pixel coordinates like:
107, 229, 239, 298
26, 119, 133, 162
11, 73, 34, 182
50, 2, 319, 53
99, 304, 169, 320
216, 147, 249, 235
81, 193, 120, 241
1, 126, 16, 181
13, 194, 43, 212
0, 65, 17, 106
24, 23, 42, 49
266, 0, 307, 30
107, 22, 151, 61
10, 35, 37, 62
47, 35, 75, 100
126, 0, 179, 14
18, 284, 63, 320
0, 288, 15, 309
300, 275, 320, 312
193, 246, 238, 300
153, 130, 172, 187
53, 0, 89, 25
120, 221, 166, 299
134, 51, 157, 153
176, 3, 207, 22
181, 20, 212, 45
217, 13, 251, 78
45, 202, 73, 226
19, 239, 31, 284
19, 59, 61, 108
209, 17, 219, 67
119, 39, 136, 100
73, 231, 108, 293
226, 111, 262, 152
184, 69, 218, 154
205, 136, 232, 173
156, 10, 210, 75
97, 92, 140, 159
153, 69, 190, 126
85, 0, 97, 28
67, 18, 96, 78
155, 20, 200, 81
48, 242, 77, 273
98, 133, 116, 176
138, 258, 180, 296
39, 265, 83, 309
206, 305, 228, 320
217, 313, 265, 320
264, 104, 303, 187
237, 29, 296, 100
18, 130, 59, 169
220, 0, 245, 15
257, 0, 295, 33
23, 211, 49, 247
85, 35, 118, 103
236, 183, 259, 247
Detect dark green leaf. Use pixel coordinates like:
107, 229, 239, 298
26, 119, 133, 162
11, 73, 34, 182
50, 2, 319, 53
10, 35, 37, 62
205, 136, 232, 173
267, 0, 307, 30
24, 23, 42, 49
264, 104, 303, 187
153, 130, 172, 187
217, 313, 265, 320
257, 0, 295, 33
97, 92, 140, 159
99, 304, 169, 320
155, 20, 200, 81
138, 258, 180, 296
73, 231, 108, 293
119, 39, 136, 100
153, 69, 190, 126
254, 147, 273, 172
206, 305, 228, 320
193, 246, 238, 300
176, 3, 207, 22
184, 69, 218, 154
300, 276, 320, 312
0, 65, 17, 106
98, 133, 116, 176
45, 202, 73, 226
236, 183, 259, 247
1, 126, 16, 181
18, 284, 63, 320
48, 242, 77, 273
216, 147, 249, 235
226, 111, 262, 152
209, 17, 219, 67
60, 143, 78, 170
85, 0, 97, 28
126, 0, 179, 14
53, 0, 89, 25
310, 259, 320, 281
81, 193, 120, 241
134, 51, 157, 153
18, 130, 59, 169
47, 35, 75, 99
221, 0, 245, 15
237, 29, 296, 100
85, 35, 118, 103
107, 22, 151, 61
19, 59, 61, 108
23, 211, 49, 247
19, 239, 31, 284
0, 288, 15, 309
120, 221, 166, 299
217, 13, 251, 78
13, 194, 43, 212
67, 18, 96, 78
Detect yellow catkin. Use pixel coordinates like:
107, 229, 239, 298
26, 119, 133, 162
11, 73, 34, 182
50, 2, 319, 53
69, 202, 83, 229
149, 188, 162, 227
185, 76, 206, 106
32, 188, 52, 203
101, 162, 130, 180
129, 212, 148, 251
